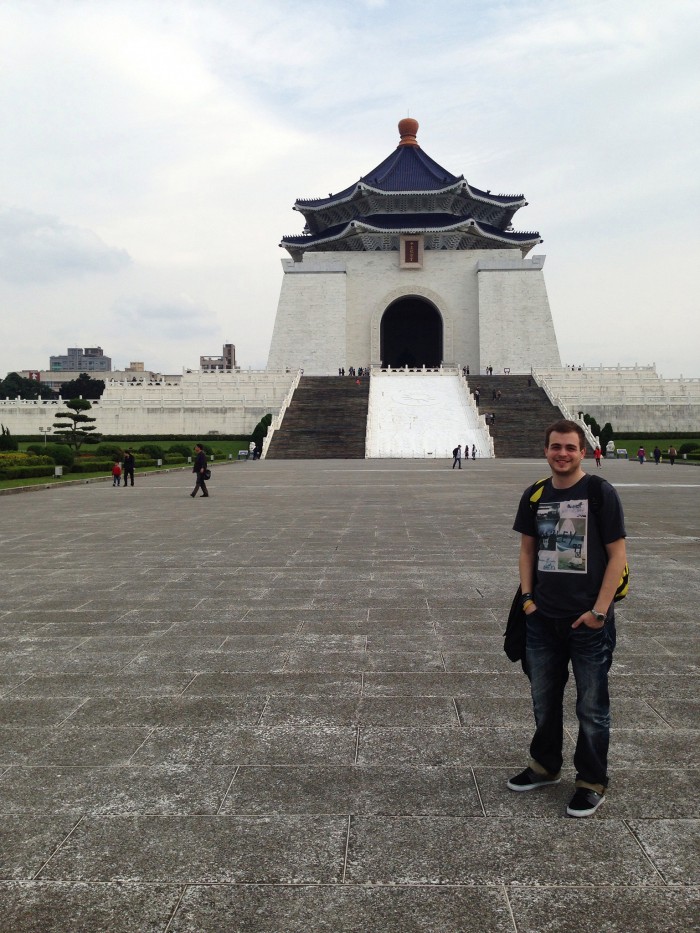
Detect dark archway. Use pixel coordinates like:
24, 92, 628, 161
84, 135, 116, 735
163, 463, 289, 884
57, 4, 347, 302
380, 297, 443, 368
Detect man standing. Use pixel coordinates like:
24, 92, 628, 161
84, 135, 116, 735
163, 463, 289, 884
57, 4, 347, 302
123, 449, 135, 487
190, 444, 209, 498
508, 419, 627, 817
452, 444, 462, 469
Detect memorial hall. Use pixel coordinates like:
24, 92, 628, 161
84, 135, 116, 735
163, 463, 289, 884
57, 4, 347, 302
3, 119, 698, 451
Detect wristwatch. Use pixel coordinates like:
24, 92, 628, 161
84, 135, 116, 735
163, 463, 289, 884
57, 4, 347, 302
590, 610, 606, 623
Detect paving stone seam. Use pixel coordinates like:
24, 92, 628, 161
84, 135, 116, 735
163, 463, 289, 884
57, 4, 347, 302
162, 884, 189, 933
622, 818, 675, 885
216, 766, 240, 816
32, 814, 86, 881
340, 815, 352, 884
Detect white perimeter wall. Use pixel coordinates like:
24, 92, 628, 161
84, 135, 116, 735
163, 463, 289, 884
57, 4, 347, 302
366, 370, 493, 459
267, 250, 560, 376
0, 371, 296, 436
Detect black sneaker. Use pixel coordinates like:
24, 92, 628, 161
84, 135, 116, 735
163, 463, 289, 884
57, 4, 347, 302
566, 788, 605, 817
507, 767, 561, 792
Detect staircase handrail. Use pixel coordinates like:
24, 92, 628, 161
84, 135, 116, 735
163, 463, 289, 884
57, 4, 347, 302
531, 370, 598, 449
261, 369, 303, 459
455, 368, 495, 457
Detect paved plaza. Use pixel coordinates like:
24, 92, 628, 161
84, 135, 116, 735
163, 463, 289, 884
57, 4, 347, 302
0, 458, 698, 932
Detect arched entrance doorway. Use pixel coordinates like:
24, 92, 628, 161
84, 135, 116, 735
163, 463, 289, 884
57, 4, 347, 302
380, 297, 443, 368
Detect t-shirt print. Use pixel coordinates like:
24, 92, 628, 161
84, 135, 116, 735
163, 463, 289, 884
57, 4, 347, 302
536, 497, 588, 574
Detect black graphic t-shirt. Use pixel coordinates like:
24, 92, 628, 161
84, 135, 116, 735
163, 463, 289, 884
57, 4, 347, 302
513, 474, 626, 619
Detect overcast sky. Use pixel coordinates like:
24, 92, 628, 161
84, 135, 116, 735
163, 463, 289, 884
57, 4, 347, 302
1, 0, 698, 379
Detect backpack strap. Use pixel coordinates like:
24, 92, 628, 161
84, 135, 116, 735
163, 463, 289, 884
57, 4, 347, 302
528, 477, 550, 510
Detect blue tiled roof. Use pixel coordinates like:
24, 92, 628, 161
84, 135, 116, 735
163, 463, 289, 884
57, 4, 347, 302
295, 145, 525, 209
281, 214, 540, 247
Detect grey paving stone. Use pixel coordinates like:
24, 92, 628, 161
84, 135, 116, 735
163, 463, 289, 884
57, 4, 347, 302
0, 698, 84, 727
364, 673, 531, 698
356, 726, 570, 767
188, 673, 362, 696
609, 675, 700, 699
628, 819, 700, 884
170, 884, 514, 933
610, 728, 700, 768
645, 698, 700, 727
0, 881, 181, 932
0, 815, 81, 880
40, 815, 348, 883
26, 726, 155, 766
128, 648, 288, 673
507, 886, 700, 933
220, 765, 482, 816
0, 675, 28, 698
0, 728, 61, 766
0, 457, 696, 929
131, 725, 357, 767
345, 816, 660, 885
0, 764, 235, 815
262, 697, 460, 727
66, 697, 265, 727
8, 673, 193, 697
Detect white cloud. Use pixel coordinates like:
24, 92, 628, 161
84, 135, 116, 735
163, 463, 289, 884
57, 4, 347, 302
0, 207, 131, 284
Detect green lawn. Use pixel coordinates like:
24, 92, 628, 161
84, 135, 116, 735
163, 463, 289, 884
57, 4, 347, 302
612, 437, 700, 456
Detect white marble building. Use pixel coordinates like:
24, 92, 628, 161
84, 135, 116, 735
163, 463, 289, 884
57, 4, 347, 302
268, 118, 561, 376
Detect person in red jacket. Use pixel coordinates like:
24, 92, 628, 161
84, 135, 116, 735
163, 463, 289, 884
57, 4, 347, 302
111, 461, 122, 486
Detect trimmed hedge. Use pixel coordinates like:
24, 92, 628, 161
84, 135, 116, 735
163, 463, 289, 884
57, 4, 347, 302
0, 452, 53, 467
0, 465, 56, 480
70, 458, 158, 473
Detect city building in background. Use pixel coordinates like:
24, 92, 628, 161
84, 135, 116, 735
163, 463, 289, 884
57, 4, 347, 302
49, 347, 112, 373
200, 343, 237, 373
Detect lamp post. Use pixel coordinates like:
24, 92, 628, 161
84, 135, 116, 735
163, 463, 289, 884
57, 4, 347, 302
38, 426, 51, 445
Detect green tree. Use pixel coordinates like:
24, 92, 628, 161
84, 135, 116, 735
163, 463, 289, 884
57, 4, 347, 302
599, 422, 614, 451
53, 398, 99, 449
58, 373, 105, 400
0, 424, 19, 451
251, 413, 272, 450
0, 372, 57, 400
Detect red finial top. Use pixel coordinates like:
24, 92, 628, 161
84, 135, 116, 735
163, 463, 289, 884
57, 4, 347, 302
398, 117, 419, 146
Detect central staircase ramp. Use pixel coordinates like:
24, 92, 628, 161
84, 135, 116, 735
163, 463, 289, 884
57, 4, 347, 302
366, 370, 493, 458
265, 376, 370, 459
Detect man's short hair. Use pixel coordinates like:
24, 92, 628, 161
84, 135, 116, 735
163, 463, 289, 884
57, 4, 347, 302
545, 419, 586, 448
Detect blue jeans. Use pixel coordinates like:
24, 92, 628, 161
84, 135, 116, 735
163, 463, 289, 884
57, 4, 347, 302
525, 610, 616, 792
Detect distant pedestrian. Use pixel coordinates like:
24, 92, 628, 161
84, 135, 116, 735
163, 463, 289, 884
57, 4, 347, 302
452, 445, 462, 469
190, 444, 209, 498
123, 450, 135, 487
112, 461, 122, 486
594, 447, 602, 468
471, 444, 477, 460
637, 446, 645, 464
653, 446, 662, 465
668, 445, 677, 465
474, 389, 480, 405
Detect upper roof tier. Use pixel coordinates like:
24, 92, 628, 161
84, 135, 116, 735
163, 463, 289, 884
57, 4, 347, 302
281, 119, 541, 259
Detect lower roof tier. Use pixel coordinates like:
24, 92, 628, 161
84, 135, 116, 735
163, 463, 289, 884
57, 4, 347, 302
281, 213, 542, 260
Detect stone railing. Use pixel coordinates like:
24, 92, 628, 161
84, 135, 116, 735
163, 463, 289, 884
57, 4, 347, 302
261, 370, 303, 459
532, 371, 598, 449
